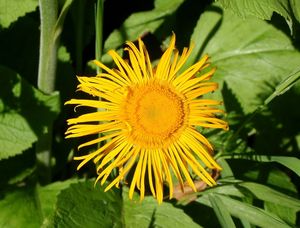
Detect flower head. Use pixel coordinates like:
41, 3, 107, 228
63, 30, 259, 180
66, 33, 228, 203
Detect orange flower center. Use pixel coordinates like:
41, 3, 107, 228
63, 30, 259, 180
123, 81, 188, 148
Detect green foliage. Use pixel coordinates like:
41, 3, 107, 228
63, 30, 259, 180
0, 186, 43, 228
206, 193, 290, 228
102, 0, 184, 64
123, 187, 201, 228
52, 181, 123, 227
191, 5, 300, 114
0, 0, 38, 28
215, 0, 293, 20
214, 0, 300, 34
0, 66, 60, 159
0, 0, 300, 227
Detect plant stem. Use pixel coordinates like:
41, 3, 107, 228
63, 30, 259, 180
36, 0, 58, 184
38, 0, 58, 94
95, 0, 104, 74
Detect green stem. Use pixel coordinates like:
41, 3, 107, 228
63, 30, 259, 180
36, 0, 73, 184
38, 0, 58, 94
95, 0, 104, 74
36, 0, 58, 184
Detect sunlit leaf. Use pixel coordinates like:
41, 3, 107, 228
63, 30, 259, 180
214, 0, 296, 25
209, 193, 290, 228
224, 155, 300, 177
52, 181, 122, 227
0, 186, 42, 228
0, 0, 38, 28
103, 0, 184, 53
0, 66, 60, 159
208, 194, 236, 228
190, 5, 300, 114
0, 149, 35, 186
265, 202, 298, 226
238, 182, 300, 208
38, 179, 80, 224
123, 187, 201, 228
290, 0, 300, 22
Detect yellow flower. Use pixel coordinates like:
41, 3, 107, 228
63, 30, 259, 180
65, 33, 228, 203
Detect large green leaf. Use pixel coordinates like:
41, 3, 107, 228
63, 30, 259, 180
0, 14, 39, 84
52, 181, 122, 228
0, 149, 35, 186
204, 193, 290, 228
189, 5, 300, 114
208, 194, 236, 228
214, 0, 298, 25
238, 182, 300, 209
0, 66, 60, 159
0, 186, 43, 228
123, 187, 201, 228
103, 0, 184, 54
202, 184, 244, 198
38, 179, 80, 224
264, 202, 298, 226
213, 0, 300, 37
0, 0, 38, 28
224, 155, 300, 177
290, 0, 300, 22
0, 180, 82, 228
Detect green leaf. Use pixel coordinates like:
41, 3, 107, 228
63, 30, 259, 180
265, 156, 300, 177
217, 157, 234, 179
0, 0, 38, 28
290, 0, 300, 22
52, 181, 122, 227
0, 14, 39, 84
0, 186, 42, 228
238, 182, 300, 209
54, 0, 73, 41
241, 165, 298, 194
0, 149, 36, 186
224, 155, 300, 177
203, 184, 244, 198
212, 193, 290, 228
215, 0, 293, 22
0, 66, 60, 159
103, 0, 184, 53
208, 194, 236, 228
38, 179, 80, 223
264, 68, 300, 105
191, 5, 300, 114
123, 187, 201, 228
265, 202, 298, 226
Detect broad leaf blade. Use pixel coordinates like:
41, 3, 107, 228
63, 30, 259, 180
0, 66, 60, 159
0, 186, 43, 228
208, 194, 236, 228
0, 0, 38, 28
52, 181, 122, 227
191, 5, 300, 114
123, 187, 201, 228
238, 182, 300, 209
265, 202, 298, 226
215, 0, 293, 21
215, 194, 290, 228
103, 0, 184, 53
38, 179, 80, 223
225, 155, 300, 177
